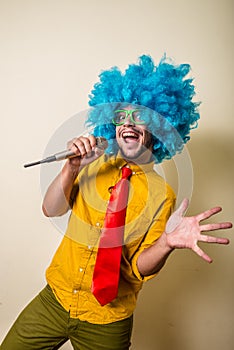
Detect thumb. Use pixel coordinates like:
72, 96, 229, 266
176, 198, 189, 217
165, 198, 189, 234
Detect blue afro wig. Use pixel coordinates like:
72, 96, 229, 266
86, 54, 200, 163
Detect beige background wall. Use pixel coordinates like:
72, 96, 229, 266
0, 1, 233, 349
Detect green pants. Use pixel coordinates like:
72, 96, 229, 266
0, 285, 133, 350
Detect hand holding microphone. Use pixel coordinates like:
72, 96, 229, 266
66, 135, 108, 168
24, 136, 108, 168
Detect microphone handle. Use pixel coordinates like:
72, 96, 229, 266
24, 137, 107, 168
42, 150, 76, 163
24, 150, 76, 168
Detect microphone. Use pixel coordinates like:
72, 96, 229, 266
24, 137, 108, 168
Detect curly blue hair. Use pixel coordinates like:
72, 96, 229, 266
86, 54, 200, 163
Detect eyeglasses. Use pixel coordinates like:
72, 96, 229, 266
112, 109, 146, 126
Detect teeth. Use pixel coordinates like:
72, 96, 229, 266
122, 132, 138, 138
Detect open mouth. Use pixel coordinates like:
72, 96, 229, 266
121, 130, 141, 142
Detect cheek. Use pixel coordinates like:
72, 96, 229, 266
115, 128, 124, 146
143, 131, 153, 148
115, 127, 120, 139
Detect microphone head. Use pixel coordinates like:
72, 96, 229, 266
96, 137, 108, 150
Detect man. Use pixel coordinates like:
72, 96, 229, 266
1, 55, 232, 349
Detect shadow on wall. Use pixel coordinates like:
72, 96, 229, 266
131, 133, 234, 350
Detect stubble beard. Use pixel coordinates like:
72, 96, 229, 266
118, 133, 153, 163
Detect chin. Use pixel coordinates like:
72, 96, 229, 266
120, 147, 147, 161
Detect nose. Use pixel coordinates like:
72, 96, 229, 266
123, 116, 135, 126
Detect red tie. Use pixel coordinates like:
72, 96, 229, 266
91, 166, 132, 306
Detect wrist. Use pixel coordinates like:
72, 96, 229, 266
62, 160, 80, 182
158, 231, 175, 254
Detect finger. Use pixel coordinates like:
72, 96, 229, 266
89, 135, 97, 149
198, 234, 230, 245
67, 139, 75, 150
200, 222, 232, 232
192, 244, 213, 263
72, 137, 92, 157
85, 136, 107, 158
71, 141, 84, 156
175, 198, 189, 217
80, 136, 94, 155
196, 206, 222, 222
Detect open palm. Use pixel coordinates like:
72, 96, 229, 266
165, 199, 232, 263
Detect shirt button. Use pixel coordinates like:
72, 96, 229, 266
96, 222, 100, 227
88, 245, 92, 249
73, 289, 78, 294
132, 171, 136, 175
79, 268, 83, 272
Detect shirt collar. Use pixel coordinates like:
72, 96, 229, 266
108, 151, 155, 175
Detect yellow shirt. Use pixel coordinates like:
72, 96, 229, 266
46, 154, 176, 324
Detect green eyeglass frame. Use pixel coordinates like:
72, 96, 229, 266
112, 109, 146, 126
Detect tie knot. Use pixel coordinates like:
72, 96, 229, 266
121, 166, 132, 179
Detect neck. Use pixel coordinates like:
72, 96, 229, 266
119, 148, 153, 165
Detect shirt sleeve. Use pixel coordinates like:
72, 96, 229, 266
131, 186, 176, 282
